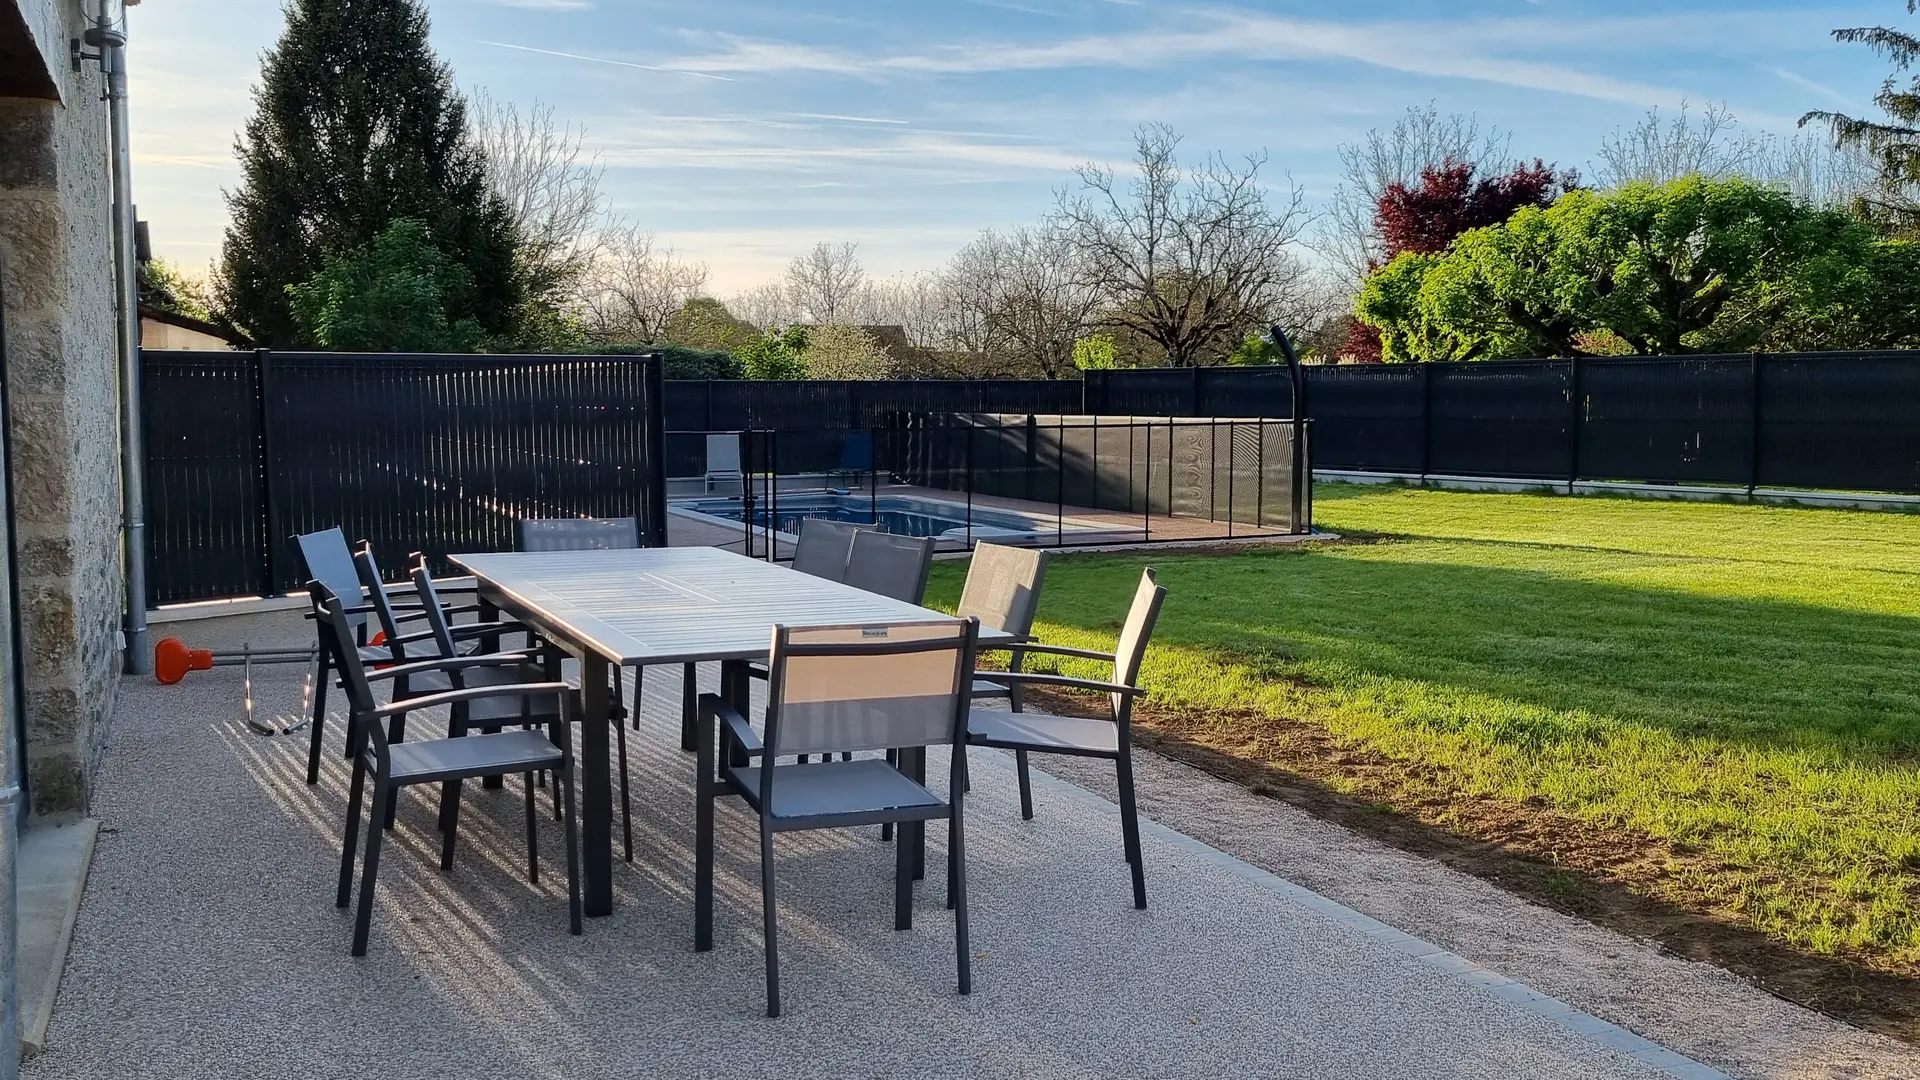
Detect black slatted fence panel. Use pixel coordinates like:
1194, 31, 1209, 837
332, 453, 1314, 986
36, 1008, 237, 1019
142, 353, 264, 604
1578, 356, 1751, 484
1298, 364, 1425, 472
142, 350, 665, 602
1758, 353, 1920, 493
1428, 361, 1571, 479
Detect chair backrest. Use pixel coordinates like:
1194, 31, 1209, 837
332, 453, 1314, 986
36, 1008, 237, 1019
1113, 568, 1167, 702
763, 619, 977, 759
352, 542, 416, 660
837, 432, 872, 472
407, 553, 463, 659
706, 433, 742, 475
517, 517, 640, 552
955, 542, 1049, 638
307, 580, 378, 718
789, 518, 873, 582
296, 528, 366, 628
845, 530, 935, 604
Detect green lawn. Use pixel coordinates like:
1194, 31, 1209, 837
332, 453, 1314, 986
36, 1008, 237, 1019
926, 484, 1920, 966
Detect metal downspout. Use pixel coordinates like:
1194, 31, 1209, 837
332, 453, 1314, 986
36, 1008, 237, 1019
102, 1, 148, 674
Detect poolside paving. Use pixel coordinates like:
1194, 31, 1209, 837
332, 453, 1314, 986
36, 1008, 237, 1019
26, 610, 1705, 1080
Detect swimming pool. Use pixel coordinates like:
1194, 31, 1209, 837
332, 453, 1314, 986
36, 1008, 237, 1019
669, 492, 1130, 545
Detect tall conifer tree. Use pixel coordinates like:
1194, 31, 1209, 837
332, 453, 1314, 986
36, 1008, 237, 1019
216, 0, 519, 347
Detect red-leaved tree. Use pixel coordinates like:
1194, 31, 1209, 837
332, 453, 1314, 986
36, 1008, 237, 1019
1344, 158, 1577, 362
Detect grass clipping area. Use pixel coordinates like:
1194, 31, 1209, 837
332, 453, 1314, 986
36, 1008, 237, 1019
929, 485, 1920, 1018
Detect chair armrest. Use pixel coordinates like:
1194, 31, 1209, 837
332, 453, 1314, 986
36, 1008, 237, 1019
373, 681, 567, 719
977, 641, 1115, 663
700, 693, 763, 756
362, 653, 533, 684
977, 671, 1145, 698
445, 621, 531, 641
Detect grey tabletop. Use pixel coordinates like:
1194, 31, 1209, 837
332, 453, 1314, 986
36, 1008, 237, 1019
450, 546, 1010, 665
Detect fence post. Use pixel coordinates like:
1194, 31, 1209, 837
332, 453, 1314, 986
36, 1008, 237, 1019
1566, 355, 1582, 495
641, 354, 669, 547
252, 348, 282, 596
1419, 363, 1435, 481
1747, 352, 1763, 497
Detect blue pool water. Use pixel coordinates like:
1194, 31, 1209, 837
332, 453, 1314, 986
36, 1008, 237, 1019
676, 495, 1041, 539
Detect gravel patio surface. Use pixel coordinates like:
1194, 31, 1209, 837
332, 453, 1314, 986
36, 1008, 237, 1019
27, 610, 1703, 1080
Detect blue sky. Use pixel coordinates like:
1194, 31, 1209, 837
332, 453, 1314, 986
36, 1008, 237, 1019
131, 0, 1900, 292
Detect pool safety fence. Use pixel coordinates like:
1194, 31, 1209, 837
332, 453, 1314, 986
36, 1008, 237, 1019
669, 414, 1313, 560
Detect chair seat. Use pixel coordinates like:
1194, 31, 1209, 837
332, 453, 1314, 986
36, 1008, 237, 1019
968, 710, 1118, 757
386, 729, 564, 784
726, 759, 944, 821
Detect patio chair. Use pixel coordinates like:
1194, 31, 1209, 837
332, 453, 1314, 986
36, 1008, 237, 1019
845, 530, 934, 604
695, 618, 980, 1017
958, 542, 1051, 711
826, 432, 872, 489
309, 580, 581, 957
966, 567, 1165, 909
411, 553, 636, 864
297, 527, 446, 785
706, 433, 743, 493
789, 518, 874, 582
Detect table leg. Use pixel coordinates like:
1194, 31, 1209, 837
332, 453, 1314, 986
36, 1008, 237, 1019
911, 746, 927, 881
680, 662, 698, 752
579, 652, 614, 917
721, 661, 751, 768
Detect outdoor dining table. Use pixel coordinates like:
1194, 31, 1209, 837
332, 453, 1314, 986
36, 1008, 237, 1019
448, 545, 1013, 917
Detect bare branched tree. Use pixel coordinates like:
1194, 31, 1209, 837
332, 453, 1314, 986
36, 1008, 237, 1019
784, 241, 866, 323
1591, 100, 1765, 189
852, 274, 950, 349
1053, 124, 1312, 368
469, 88, 606, 303
942, 227, 1101, 378
728, 281, 794, 330
1315, 104, 1510, 285
578, 224, 711, 343
1750, 130, 1884, 208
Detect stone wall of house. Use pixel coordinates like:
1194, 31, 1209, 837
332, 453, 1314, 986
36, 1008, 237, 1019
0, 0, 127, 816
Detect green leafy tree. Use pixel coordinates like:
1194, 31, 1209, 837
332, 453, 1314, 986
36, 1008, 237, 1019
662, 296, 760, 352
286, 218, 483, 352
735, 326, 810, 380
1802, 3, 1920, 231
138, 258, 213, 321
1357, 177, 1886, 359
1071, 333, 1118, 371
1226, 333, 1284, 365
217, 0, 520, 348
801, 324, 892, 380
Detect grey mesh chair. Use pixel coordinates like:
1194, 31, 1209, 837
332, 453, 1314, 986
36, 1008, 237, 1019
959, 543, 1051, 710
788, 518, 873, 582
309, 580, 581, 957
695, 618, 980, 1018
967, 568, 1165, 909
297, 528, 445, 785
518, 516, 640, 551
411, 554, 636, 863
845, 530, 934, 604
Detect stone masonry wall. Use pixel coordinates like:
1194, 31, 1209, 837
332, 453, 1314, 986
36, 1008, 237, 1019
0, 0, 127, 815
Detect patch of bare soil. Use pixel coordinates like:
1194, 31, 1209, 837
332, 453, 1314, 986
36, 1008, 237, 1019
1022, 686, 1920, 1045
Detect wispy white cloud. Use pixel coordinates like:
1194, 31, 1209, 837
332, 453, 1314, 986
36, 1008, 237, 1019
793, 112, 911, 125
480, 0, 594, 9
1762, 65, 1856, 110
476, 40, 734, 81
657, 10, 1712, 108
